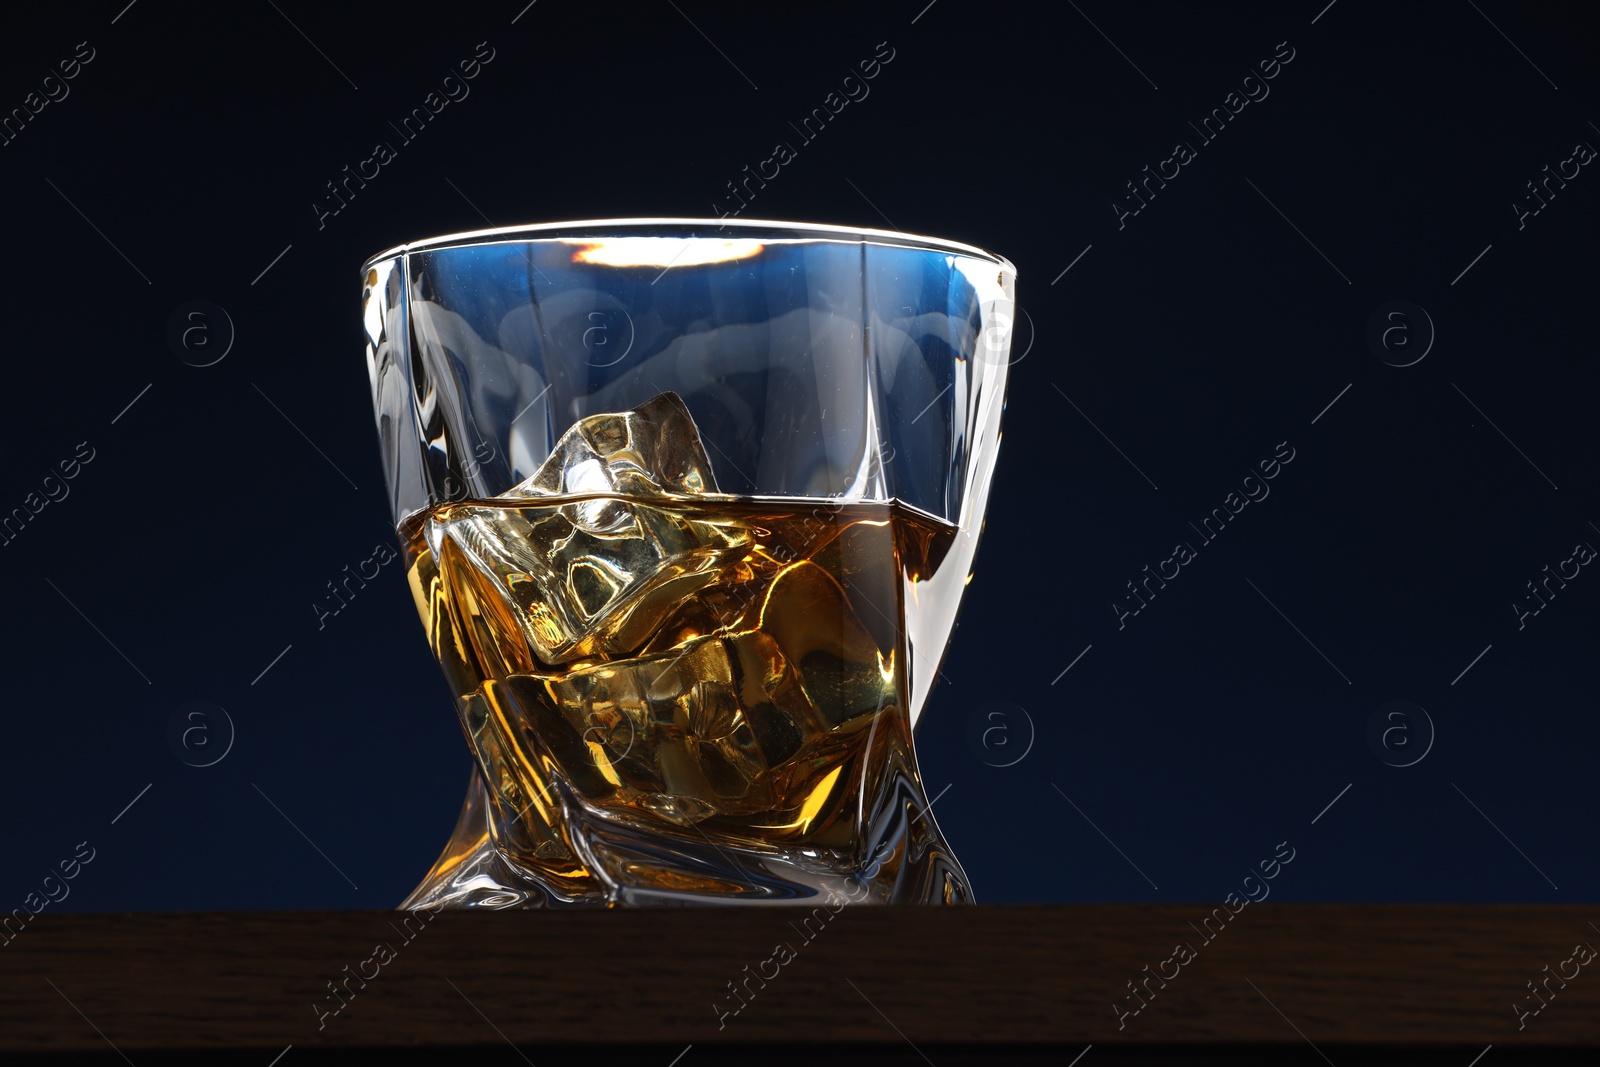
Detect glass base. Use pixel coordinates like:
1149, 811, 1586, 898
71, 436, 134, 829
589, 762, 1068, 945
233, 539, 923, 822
400, 766, 973, 908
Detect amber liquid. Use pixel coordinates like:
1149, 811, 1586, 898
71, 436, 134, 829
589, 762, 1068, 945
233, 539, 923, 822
402, 495, 954, 881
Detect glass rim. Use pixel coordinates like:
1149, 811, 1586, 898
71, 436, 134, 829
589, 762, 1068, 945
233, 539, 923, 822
361, 216, 1016, 275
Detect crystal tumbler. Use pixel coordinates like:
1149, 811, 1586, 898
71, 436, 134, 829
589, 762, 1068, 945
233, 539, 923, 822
361, 219, 1015, 906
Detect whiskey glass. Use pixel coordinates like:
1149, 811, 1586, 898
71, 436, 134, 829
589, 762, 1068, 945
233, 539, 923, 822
362, 219, 1015, 906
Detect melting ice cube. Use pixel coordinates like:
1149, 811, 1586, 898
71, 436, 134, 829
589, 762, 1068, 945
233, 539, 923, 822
509, 391, 717, 497
430, 393, 747, 666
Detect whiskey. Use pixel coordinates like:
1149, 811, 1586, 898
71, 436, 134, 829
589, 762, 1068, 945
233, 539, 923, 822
400, 493, 959, 902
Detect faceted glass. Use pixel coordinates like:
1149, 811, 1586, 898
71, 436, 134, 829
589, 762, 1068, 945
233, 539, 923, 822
362, 219, 1015, 906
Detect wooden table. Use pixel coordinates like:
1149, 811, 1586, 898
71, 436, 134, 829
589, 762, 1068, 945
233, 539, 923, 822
3, 905, 1597, 1063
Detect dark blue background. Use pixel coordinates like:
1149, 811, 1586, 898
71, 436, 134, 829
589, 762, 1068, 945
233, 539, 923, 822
1, 0, 1595, 911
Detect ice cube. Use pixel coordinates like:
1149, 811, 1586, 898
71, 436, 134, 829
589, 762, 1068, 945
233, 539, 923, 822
430, 393, 747, 667
505, 390, 719, 536
537, 555, 895, 822
507, 390, 719, 501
